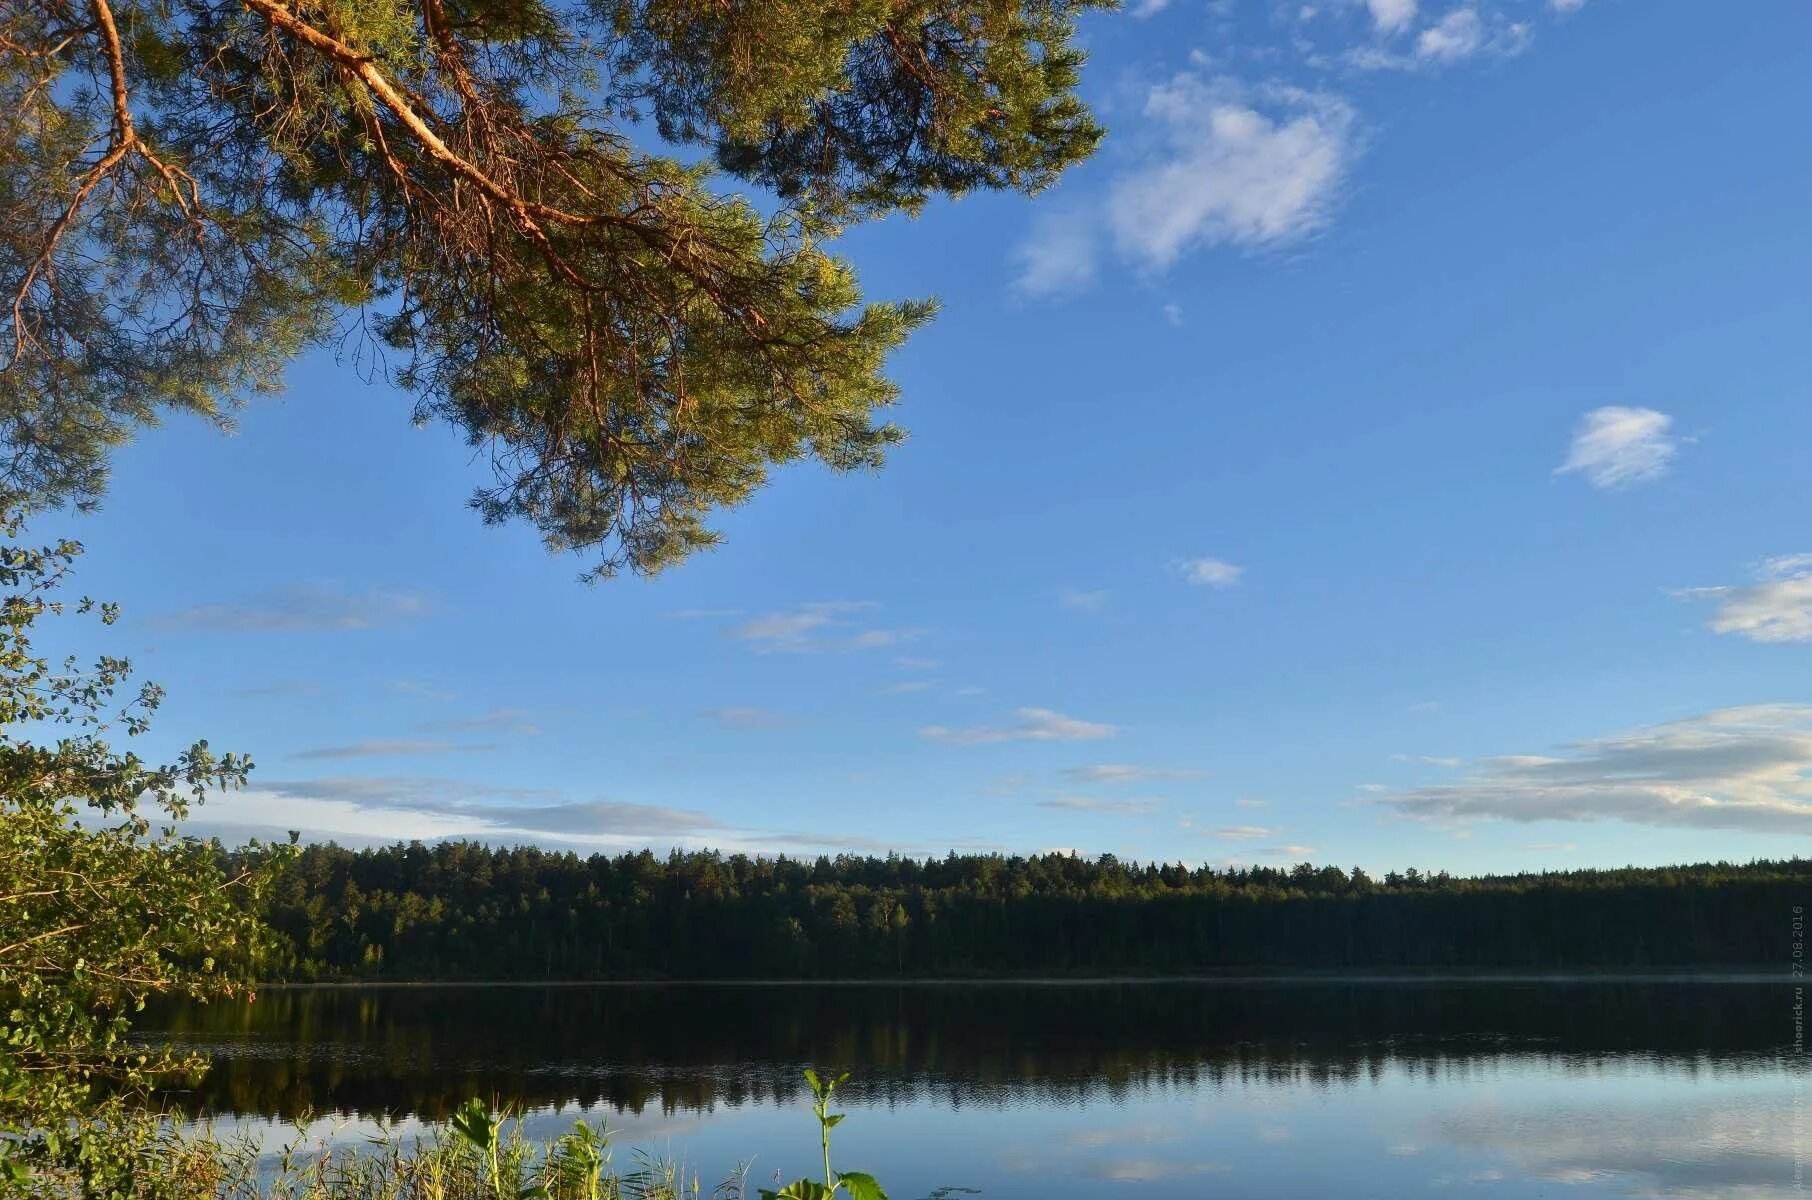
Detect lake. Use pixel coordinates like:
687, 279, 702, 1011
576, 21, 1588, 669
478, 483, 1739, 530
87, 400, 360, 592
141, 979, 1805, 1198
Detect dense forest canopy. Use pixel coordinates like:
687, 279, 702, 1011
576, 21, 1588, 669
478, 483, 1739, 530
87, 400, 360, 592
256, 842, 1809, 979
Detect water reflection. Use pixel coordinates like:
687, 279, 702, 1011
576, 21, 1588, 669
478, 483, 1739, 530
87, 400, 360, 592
140, 981, 1807, 1199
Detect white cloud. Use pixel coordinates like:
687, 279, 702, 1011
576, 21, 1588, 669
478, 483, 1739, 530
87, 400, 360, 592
1060, 587, 1110, 613
731, 601, 866, 648
1063, 763, 1207, 784
1367, 0, 1418, 33
1392, 753, 1461, 767
1380, 705, 1812, 833
1180, 556, 1245, 588
390, 678, 456, 701
153, 583, 429, 633
292, 739, 495, 760
701, 706, 790, 729
1556, 406, 1679, 489
921, 707, 1119, 745
418, 707, 540, 735
726, 602, 915, 653
1012, 210, 1099, 298
1680, 556, 1812, 644
1260, 844, 1317, 858
1108, 76, 1357, 271
1416, 7, 1484, 60
1348, 5, 1532, 70
185, 777, 977, 858
1038, 796, 1162, 815
1204, 825, 1277, 840
1018, 0, 1580, 292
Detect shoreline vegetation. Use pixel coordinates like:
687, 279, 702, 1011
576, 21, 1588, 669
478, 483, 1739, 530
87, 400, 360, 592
104, 1073, 874, 1200
251, 968, 1789, 987
252, 843, 1810, 983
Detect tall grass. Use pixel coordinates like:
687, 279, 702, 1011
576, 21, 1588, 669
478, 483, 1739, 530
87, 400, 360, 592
31, 1071, 885, 1200
117, 1109, 735, 1200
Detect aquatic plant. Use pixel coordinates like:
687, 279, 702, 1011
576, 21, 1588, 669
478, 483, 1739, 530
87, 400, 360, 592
758, 1070, 887, 1200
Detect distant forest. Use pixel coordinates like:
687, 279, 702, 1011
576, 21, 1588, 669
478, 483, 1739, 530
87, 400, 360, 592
253, 843, 1809, 979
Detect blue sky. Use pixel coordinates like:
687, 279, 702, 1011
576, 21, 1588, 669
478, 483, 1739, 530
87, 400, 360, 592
49, 0, 1812, 873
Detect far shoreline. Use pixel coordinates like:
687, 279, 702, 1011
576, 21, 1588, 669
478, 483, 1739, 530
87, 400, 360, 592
254, 968, 1787, 989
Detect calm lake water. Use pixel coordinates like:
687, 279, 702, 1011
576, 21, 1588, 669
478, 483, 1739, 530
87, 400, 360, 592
142, 980, 1805, 1199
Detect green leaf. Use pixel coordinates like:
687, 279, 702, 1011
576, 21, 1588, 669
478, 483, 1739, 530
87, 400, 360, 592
836, 1173, 888, 1200
761, 1180, 835, 1200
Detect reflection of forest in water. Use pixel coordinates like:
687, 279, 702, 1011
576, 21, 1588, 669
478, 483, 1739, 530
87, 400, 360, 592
141, 981, 1797, 1122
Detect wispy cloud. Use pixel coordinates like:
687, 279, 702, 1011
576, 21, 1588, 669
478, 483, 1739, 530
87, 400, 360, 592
727, 602, 916, 653
702, 706, 790, 729
1016, 1, 1583, 296
1204, 825, 1277, 840
1063, 764, 1207, 784
153, 584, 429, 634
1038, 796, 1162, 815
418, 707, 541, 736
1014, 76, 1357, 298
1380, 705, 1812, 833
1060, 587, 1111, 613
1679, 556, 1812, 644
249, 775, 556, 809
229, 680, 321, 698
1556, 406, 1679, 489
292, 739, 497, 760
1349, 5, 1532, 69
1013, 210, 1099, 298
922, 707, 1118, 745
1367, 0, 1418, 33
188, 776, 970, 857
244, 779, 720, 842
391, 678, 459, 702
1179, 557, 1245, 588
1417, 7, 1485, 61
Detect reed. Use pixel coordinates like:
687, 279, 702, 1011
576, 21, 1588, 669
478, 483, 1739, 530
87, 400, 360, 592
33, 1071, 884, 1200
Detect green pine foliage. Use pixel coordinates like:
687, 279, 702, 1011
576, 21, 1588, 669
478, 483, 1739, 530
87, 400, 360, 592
0, 0, 1110, 575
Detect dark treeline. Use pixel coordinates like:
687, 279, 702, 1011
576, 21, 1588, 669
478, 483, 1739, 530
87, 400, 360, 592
251, 843, 1809, 979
